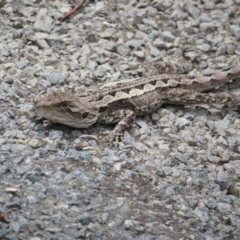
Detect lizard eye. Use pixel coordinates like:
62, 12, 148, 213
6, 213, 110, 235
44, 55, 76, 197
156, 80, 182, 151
99, 106, 107, 113
82, 112, 89, 119
60, 101, 68, 107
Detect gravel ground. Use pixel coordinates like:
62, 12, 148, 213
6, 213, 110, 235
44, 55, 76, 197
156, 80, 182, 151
1, 0, 240, 239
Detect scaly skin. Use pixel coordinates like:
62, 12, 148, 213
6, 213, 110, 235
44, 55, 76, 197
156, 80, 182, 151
35, 62, 240, 141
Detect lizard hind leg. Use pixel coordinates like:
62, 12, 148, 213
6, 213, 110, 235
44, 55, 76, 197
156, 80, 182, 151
165, 88, 238, 105
142, 46, 193, 77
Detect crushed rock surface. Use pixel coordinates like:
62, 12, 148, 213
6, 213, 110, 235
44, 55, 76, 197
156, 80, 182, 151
1, 0, 240, 239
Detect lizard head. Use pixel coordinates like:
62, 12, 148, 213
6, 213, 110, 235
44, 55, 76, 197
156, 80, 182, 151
35, 91, 99, 128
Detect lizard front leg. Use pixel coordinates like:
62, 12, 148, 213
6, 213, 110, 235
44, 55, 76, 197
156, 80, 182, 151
110, 109, 136, 142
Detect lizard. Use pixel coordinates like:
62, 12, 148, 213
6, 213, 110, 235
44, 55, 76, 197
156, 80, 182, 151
35, 61, 240, 142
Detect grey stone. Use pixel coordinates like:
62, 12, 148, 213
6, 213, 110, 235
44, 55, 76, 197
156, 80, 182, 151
217, 203, 232, 212
126, 39, 145, 49
199, 22, 217, 32
142, 18, 159, 29
193, 207, 210, 222
68, 149, 81, 161
45, 70, 68, 85
116, 43, 131, 56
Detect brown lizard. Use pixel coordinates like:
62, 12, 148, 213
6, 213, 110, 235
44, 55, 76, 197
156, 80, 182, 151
35, 62, 240, 142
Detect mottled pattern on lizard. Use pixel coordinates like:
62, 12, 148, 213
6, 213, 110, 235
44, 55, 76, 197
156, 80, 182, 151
35, 60, 240, 142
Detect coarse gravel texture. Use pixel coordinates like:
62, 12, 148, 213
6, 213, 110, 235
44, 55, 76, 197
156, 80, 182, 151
1, 0, 240, 239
